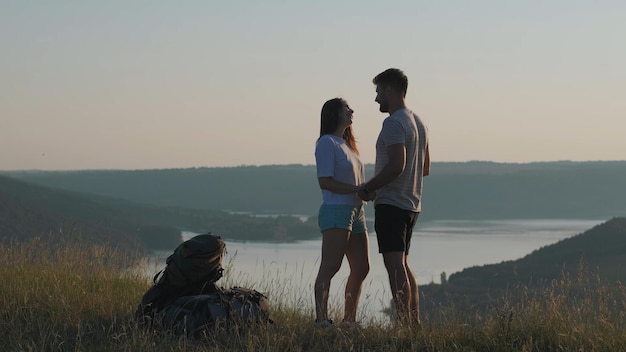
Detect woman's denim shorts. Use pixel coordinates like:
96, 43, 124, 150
318, 204, 367, 233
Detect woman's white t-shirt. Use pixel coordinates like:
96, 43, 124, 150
315, 134, 364, 206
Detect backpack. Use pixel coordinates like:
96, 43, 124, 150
135, 233, 272, 334
155, 287, 272, 336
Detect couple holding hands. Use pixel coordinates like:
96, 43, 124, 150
314, 68, 430, 328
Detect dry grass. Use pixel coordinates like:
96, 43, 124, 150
2, 234, 626, 351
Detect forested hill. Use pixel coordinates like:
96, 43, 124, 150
420, 217, 626, 314
4, 161, 626, 222
448, 217, 626, 286
0, 175, 320, 250
0, 174, 151, 249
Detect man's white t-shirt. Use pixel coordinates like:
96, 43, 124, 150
315, 134, 365, 206
374, 108, 429, 212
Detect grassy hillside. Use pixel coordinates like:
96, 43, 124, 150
4, 161, 626, 221
0, 175, 320, 250
2, 228, 626, 351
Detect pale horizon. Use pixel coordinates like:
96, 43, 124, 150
2, 1, 624, 171
4, 159, 626, 173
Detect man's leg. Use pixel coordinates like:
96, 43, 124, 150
403, 211, 420, 326
404, 256, 420, 326
382, 251, 410, 323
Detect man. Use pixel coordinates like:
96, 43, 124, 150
358, 68, 430, 326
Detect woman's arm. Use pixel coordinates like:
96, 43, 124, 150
317, 177, 360, 194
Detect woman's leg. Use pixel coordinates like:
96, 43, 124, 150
343, 231, 370, 322
314, 228, 350, 322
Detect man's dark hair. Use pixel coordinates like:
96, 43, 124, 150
373, 68, 408, 97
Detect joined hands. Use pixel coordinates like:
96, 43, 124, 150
357, 184, 376, 201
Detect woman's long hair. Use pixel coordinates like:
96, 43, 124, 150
319, 98, 359, 155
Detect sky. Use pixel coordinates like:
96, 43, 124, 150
1, 1, 624, 171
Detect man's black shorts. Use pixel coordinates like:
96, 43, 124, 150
374, 204, 419, 254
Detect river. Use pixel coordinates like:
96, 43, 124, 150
145, 218, 603, 325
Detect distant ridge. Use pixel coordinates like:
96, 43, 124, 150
4, 161, 626, 221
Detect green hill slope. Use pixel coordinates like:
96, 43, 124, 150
0, 175, 320, 250
449, 218, 626, 286
0, 175, 180, 249
421, 217, 626, 313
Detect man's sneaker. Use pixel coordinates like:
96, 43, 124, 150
314, 319, 333, 328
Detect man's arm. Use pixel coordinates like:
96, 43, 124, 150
362, 143, 405, 193
423, 144, 430, 176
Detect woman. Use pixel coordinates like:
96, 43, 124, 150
314, 98, 371, 326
